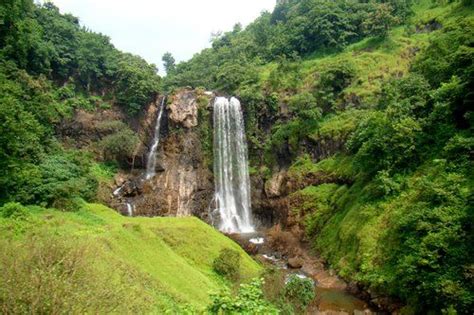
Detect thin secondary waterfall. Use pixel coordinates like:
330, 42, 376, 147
145, 96, 166, 180
213, 97, 254, 233
126, 202, 135, 217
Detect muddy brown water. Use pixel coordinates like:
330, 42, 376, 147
240, 232, 384, 315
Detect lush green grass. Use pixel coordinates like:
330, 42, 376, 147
0, 203, 262, 312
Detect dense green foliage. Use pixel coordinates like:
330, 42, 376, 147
208, 278, 279, 314
283, 275, 315, 311
0, 1, 160, 112
260, 2, 472, 313
0, 0, 161, 207
1, 0, 473, 313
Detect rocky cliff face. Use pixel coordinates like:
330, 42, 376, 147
110, 89, 215, 220
95, 88, 295, 228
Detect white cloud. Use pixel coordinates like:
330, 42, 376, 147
47, 0, 275, 74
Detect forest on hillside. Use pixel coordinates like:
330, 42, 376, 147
0, 0, 161, 208
0, 0, 473, 314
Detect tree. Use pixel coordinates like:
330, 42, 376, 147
114, 53, 160, 114
362, 3, 399, 37
161, 52, 175, 74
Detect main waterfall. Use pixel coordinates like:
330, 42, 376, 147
213, 97, 254, 233
145, 96, 166, 180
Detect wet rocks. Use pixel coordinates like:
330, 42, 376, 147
288, 256, 304, 269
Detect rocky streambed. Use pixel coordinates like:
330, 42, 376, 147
232, 231, 386, 315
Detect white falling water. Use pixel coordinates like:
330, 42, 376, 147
213, 97, 254, 233
112, 185, 123, 196
145, 96, 166, 180
126, 202, 135, 217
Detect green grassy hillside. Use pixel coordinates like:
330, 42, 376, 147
0, 203, 262, 313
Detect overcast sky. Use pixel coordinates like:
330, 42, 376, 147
46, 0, 276, 75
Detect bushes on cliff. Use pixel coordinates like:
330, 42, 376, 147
348, 110, 421, 175
4, 151, 97, 209
385, 164, 473, 312
0, 0, 162, 206
98, 122, 139, 164
315, 60, 356, 112
310, 18, 474, 313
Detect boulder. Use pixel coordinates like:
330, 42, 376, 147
264, 171, 286, 198
288, 256, 304, 269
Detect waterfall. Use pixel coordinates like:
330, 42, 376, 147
145, 96, 166, 180
126, 202, 135, 216
213, 97, 254, 233
113, 185, 123, 196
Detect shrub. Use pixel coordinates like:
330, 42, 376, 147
316, 60, 356, 112
95, 120, 128, 133
4, 152, 98, 208
0, 202, 29, 219
348, 111, 421, 175
99, 127, 139, 163
288, 92, 321, 121
213, 248, 241, 280
208, 278, 278, 314
283, 274, 315, 311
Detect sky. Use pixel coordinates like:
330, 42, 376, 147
46, 0, 276, 75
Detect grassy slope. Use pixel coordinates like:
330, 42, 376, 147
1, 203, 262, 311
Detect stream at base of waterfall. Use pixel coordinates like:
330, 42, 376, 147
236, 232, 384, 315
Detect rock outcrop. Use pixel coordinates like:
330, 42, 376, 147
134, 129, 213, 218
264, 171, 287, 198
168, 89, 198, 128
111, 89, 214, 220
